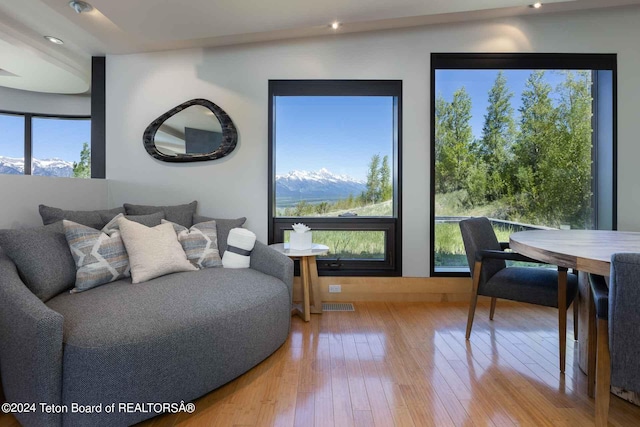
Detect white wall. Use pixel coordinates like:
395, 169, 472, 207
105, 6, 640, 277
0, 86, 106, 229
0, 85, 90, 115
0, 175, 107, 229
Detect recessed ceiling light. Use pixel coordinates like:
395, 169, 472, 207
69, 0, 93, 14
331, 21, 341, 30
44, 36, 64, 45
530, 2, 542, 8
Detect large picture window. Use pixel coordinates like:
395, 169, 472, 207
0, 111, 91, 178
431, 54, 616, 275
269, 80, 402, 276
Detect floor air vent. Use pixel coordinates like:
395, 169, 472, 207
322, 303, 355, 312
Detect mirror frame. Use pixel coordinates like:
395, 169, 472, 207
143, 98, 238, 162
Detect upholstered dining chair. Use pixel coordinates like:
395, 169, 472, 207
459, 217, 578, 373
588, 253, 640, 427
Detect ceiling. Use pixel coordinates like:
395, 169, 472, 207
0, 0, 639, 94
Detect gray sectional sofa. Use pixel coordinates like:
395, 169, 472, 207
0, 209, 294, 427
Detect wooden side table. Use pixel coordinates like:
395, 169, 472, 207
269, 243, 329, 322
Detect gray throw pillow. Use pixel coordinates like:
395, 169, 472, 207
0, 222, 76, 301
193, 214, 246, 255
102, 212, 166, 232
124, 201, 197, 228
39, 204, 125, 230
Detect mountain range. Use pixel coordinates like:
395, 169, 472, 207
0, 156, 74, 177
275, 168, 366, 206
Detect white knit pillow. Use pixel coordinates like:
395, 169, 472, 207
118, 217, 197, 283
222, 228, 256, 269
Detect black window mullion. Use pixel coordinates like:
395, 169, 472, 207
24, 113, 32, 175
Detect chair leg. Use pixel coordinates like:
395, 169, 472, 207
588, 289, 597, 398
595, 318, 611, 427
558, 267, 568, 373
573, 298, 579, 341
489, 297, 497, 320
466, 261, 482, 340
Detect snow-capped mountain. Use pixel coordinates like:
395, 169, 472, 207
276, 168, 366, 203
0, 156, 74, 177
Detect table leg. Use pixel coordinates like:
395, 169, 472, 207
300, 256, 311, 322
588, 283, 597, 398
308, 256, 323, 314
558, 267, 568, 374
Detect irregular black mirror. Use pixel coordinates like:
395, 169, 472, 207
143, 98, 237, 162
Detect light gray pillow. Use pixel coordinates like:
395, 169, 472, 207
0, 222, 76, 301
124, 201, 197, 228
193, 215, 246, 255
39, 204, 125, 230
118, 218, 197, 283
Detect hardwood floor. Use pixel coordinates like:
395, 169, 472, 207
3, 302, 640, 426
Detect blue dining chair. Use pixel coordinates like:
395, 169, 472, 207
459, 217, 578, 372
588, 253, 640, 426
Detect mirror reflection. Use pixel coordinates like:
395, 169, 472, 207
154, 105, 223, 156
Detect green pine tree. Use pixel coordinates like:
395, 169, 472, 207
435, 88, 473, 193
479, 71, 517, 200
73, 142, 91, 178
379, 155, 392, 201
365, 154, 381, 204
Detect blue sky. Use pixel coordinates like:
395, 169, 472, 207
275, 96, 394, 181
436, 69, 573, 140
0, 114, 90, 163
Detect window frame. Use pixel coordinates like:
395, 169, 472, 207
430, 53, 617, 277
0, 110, 94, 178
268, 80, 403, 277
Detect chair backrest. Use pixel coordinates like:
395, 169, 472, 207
609, 252, 640, 393
459, 217, 506, 284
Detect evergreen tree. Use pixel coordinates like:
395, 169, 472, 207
365, 154, 381, 204
513, 71, 558, 224
435, 88, 473, 193
479, 71, 517, 200
73, 142, 91, 178
553, 70, 593, 227
379, 155, 392, 201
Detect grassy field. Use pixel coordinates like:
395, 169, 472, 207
284, 229, 385, 260
280, 192, 535, 266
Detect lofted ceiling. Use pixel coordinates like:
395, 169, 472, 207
0, 0, 639, 94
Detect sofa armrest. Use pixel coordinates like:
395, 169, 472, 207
0, 252, 64, 427
250, 241, 294, 299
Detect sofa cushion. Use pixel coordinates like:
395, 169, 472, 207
39, 205, 125, 230
0, 222, 75, 301
45, 267, 291, 426
124, 201, 197, 228
46, 267, 289, 348
63, 220, 130, 293
193, 215, 246, 255
118, 218, 197, 283
162, 219, 222, 269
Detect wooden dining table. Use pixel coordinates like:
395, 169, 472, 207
509, 230, 640, 401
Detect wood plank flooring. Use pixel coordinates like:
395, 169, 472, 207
3, 302, 640, 426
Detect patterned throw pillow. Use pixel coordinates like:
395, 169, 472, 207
162, 219, 222, 269
63, 220, 130, 293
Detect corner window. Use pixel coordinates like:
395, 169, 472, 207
430, 54, 616, 275
0, 111, 91, 178
269, 80, 402, 276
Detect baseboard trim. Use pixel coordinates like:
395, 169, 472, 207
292, 276, 473, 302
